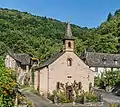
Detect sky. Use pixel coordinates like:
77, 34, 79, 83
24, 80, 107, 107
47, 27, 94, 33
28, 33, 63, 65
0, 0, 120, 28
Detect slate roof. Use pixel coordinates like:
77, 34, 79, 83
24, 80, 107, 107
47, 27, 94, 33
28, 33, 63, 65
8, 51, 31, 65
82, 52, 120, 68
34, 51, 65, 69
14, 54, 31, 65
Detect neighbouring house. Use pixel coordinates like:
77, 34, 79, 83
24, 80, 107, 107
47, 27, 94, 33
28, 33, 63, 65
81, 51, 120, 76
33, 22, 94, 97
5, 51, 39, 85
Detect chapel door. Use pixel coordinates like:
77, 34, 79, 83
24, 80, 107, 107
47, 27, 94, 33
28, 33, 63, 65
66, 86, 73, 101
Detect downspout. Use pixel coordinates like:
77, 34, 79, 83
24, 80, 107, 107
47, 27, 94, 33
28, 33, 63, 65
47, 66, 49, 96
38, 70, 40, 92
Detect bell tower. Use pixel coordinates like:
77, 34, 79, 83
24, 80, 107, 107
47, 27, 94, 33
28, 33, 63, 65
63, 21, 74, 52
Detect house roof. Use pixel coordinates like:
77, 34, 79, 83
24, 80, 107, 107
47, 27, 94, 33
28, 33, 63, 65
34, 51, 65, 70
82, 52, 120, 68
8, 51, 31, 65
14, 54, 31, 65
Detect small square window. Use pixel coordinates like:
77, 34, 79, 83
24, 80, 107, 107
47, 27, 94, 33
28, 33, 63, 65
102, 57, 106, 64
67, 76, 72, 78
114, 58, 118, 65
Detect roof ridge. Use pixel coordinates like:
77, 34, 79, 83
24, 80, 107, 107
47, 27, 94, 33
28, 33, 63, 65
87, 52, 120, 55
34, 51, 65, 69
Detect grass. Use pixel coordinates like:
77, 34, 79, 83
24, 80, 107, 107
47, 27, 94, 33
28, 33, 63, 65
21, 86, 40, 95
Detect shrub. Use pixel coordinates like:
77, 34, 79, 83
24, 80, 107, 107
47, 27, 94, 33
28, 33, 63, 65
75, 94, 82, 103
118, 103, 120, 107
48, 90, 70, 103
0, 57, 17, 107
56, 91, 70, 103
85, 92, 97, 102
76, 91, 97, 103
94, 70, 120, 89
48, 90, 97, 104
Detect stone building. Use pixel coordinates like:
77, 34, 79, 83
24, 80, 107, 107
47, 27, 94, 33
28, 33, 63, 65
81, 51, 120, 75
5, 51, 39, 85
33, 22, 94, 96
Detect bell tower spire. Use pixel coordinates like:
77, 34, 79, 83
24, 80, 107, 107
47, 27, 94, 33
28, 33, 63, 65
66, 21, 72, 39
63, 21, 74, 52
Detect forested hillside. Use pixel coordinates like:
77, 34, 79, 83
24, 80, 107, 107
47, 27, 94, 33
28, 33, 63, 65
0, 8, 120, 61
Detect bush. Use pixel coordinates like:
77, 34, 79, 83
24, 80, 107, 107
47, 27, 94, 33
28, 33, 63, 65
75, 94, 82, 103
48, 90, 70, 103
94, 70, 120, 89
118, 103, 120, 107
48, 89, 97, 104
0, 57, 17, 107
56, 91, 70, 103
76, 91, 97, 103
85, 92, 97, 102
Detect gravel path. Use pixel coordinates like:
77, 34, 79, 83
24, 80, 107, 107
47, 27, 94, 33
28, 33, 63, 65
22, 89, 120, 107
22, 91, 55, 107
94, 88, 120, 103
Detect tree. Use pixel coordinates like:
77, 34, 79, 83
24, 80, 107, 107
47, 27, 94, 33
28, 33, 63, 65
0, 8, 120, 62
114, 9, 120, 15
94, 70, 120, 90
107, 13, 112, 21
0, 57, 17, 107
95, 34, 118, 53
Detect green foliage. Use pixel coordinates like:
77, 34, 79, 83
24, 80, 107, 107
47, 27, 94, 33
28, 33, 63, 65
48, 90, 97, 104
107, 13, 113, 21
0, 8, 120, 62
57, 91, 70, 103
85, 92, 97, 102
0, 57, 17, 107
118, 103, 120, 107
76, 91, 97, 103
94, 70, 120, 89
114, 9, 120, 16
48, 90, 70, 103
75, 95, 82, 103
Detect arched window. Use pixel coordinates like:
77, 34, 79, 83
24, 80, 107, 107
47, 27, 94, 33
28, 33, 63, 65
68, 42, 71, 48
67, 58, 72, 66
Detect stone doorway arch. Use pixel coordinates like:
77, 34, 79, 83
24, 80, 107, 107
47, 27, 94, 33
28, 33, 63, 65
66, 86, 73, 101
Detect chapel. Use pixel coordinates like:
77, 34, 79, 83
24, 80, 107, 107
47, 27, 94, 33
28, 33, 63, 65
33, 21, 94, 96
